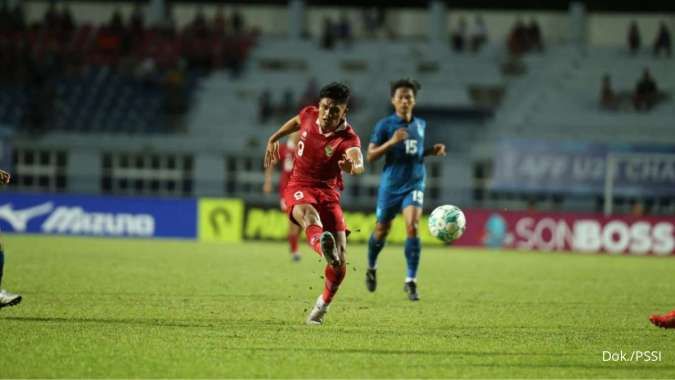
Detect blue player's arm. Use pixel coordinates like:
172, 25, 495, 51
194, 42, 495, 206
366, 127, 408, 163
423, 144, 447, 157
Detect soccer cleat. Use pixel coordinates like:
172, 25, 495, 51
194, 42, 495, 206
0, 289, 22, 309
320, 231, 341, 267
403, 281, 420, 301
649, 310, 675, 329
291, 253, 301, 262
306, 296, 329, 325
365, 268, 377, 292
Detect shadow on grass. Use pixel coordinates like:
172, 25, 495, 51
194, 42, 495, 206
0, 316, 289, 329
226, 346, 571, 357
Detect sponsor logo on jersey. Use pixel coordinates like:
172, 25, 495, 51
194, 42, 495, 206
325, 146, 334, 157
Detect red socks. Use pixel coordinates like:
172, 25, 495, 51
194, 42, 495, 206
322, 264, 346, 304
305, 224, 323, 255
305, 224, 346, 305
288, 232, 299, 254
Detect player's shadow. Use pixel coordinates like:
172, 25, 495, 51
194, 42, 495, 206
228, 346, 565, 357
1, 316, 288, 329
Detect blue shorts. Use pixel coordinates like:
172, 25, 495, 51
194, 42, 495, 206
375, 188, 424, 223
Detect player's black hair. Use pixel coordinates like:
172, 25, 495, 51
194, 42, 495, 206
319, 82, 351, 104
390, 78, 421, 97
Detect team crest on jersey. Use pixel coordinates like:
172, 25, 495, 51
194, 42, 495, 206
325, 146, 334, 157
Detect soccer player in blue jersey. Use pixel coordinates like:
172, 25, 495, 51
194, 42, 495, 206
365, 79, 446, 301
0, 169, 22, 309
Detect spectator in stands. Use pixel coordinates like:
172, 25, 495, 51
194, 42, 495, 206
627, 21, 641, 55
231, 8, 244, 36
11, 3, 25, 31
633, 68, 659, 111
507, 18, 528, 56
600, 74, 618, 111
60, 4, 75, 34
451, 16, 467, 52
163, 65, 188, 130
213, 6, 227, 36
653, 21, 672, 58
279, 88, 295, 117
362, 7, 378, 38
320, 17, 336, 50
44, 1, 59, 30
470, 15, 487, 53
299, 77, 319, 108
631, 200, 645, 217
0, 2, 9, 31
258, 89, 273, 124
110, 9, 124, 34
129, 3, 144, 38
190, 7, 209, 38
337, 12, 353, 48
526, 18, 543, 52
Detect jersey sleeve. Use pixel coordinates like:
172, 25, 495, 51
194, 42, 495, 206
344, 133, 361, 150
369, 120, 388, 146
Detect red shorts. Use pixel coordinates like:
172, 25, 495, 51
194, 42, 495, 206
283, 185, 346, 232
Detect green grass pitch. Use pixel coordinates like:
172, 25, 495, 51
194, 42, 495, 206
1, 234, 674, 378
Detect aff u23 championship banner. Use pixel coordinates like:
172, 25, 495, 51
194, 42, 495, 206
0, 192, 197, 239
455, 209, 675, 256
491, 139, 675, 196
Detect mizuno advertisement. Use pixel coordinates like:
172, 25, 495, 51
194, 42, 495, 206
0, 192, 197, 239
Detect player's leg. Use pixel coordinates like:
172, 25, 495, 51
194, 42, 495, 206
649, 310, 675, 329
366, 194, 401, 292
291, 204, 340, 267
281, 198, 301, 261
288, 220, 301, 261
402, 196, 423, 301
0, 242, 22, 309
322, 231, 348, 305
307, 205, 347, 325
365, 222, 391, 293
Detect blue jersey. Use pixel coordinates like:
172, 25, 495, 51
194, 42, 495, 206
370, 113, 427, 195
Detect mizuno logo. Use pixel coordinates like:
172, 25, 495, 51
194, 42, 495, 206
0, 202, 54, 232
0, 202, 155, 236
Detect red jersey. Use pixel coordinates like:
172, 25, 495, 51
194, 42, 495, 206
278, 143, 295, 193
288, 106, 361, 192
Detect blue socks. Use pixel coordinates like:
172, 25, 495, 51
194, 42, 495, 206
404, 237, 421, 279
368, 235, 422, 280
0, 250, 4, 287
367, 234, 385, 269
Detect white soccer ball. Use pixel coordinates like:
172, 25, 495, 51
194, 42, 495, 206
428, 205, 466, 243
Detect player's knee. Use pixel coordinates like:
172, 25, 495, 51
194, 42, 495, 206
296, 207, 321, 227
406, 224, 419, 238
374, 223, 391, 240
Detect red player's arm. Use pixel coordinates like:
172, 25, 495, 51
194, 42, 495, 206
339, 147, 365, 175
262, 165, 274, 194
0, 169, 10, 185
264, 116, 301, 169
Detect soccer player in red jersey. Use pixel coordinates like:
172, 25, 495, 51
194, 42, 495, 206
263, 132, 302, 262
649, 310, 675, 329
264, 82, 364, 325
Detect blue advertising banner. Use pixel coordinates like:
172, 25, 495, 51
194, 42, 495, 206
491, 139, 675, 196
0, 192, 197, 239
